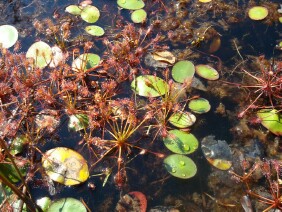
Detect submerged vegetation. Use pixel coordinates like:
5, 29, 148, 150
0, 0, 281, 211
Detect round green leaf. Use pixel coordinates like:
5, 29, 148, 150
188, 98, 211, 114
195, 64, 219, 80
163, 130, 198, 154
131, 9, 147, 23
68, 114, 89, 131
117, 0, 145, 10
81, 5, 100, 23
172, 60, 195, 83
26, 41, 52, 69
169, 111, 196, 128
0, 25, 18, 49
164, 154, 197, 179
72, 53, 100, 72
85, 25, 105, 36
47, 198, 86, 212
65, 5, 82, 15
131, 75, 168, 97
248, 6, 268, 21
42, 147, 89, 186
257, 109, 282, 136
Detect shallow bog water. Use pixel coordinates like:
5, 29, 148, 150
0, 0, 282, 211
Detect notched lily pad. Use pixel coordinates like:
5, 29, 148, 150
81, 5, 100, 23
42, 147, 89, 186
131, 75, 168, 97
163, 130, 198, 154
65, 5, 82, 15
172, 60, 195, 83
248, 6, 268, 21
131, 9, 147, 23
164, 154, 197, 179
257, 109, 282, 136
26, 41, 52, 69
188, 98, 211, 114
85, 25, 105, 37
195, 64, 219, 80
168, 112, 196, 128
201, 135, 232, 170
117, 0, 145, 10
0, 25, 18, 49
47, 197, 86, 212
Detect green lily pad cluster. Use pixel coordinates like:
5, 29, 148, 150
172, 60, 219, 82
65, 4, 104, 37
117, 0, 147, 23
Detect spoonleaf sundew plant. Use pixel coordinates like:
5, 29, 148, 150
0, 0, 282, 211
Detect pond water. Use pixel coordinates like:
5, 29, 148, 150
0, 0, 282, 211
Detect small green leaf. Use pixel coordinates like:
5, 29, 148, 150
131, 9, 147, 23
163, 130, 198, 154
169, 111, 196, 128
195, 64, 219, 80
85, 25, 105, 36
257, 109, 282, 136
0, 25, 18, 49
47, 198, 86, 212
188, 98, 211, 114
81, 5, 100, 23
117, 0, 145, 10
164, 154, 197, 179
26, 41, 52, 69
172, 60, 195, 83
131, 75, 168, 97
65, 5, 82, 15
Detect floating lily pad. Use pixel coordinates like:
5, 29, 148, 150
117, 0, 145, 10
42, 147, 89, 186
65, 5, 82, 15
81, 5, 100, 23
72, 53, 100, 72
257, 109, 282, 136
172, 60, 195, 83
0, 25, 18, 49
248, 6, 268, 20
195, 64, 219, 80
163, 130, 198, 154
131, 9, 147, 23
201, 135, 232, 170
188, 98, 211, 114
68, 114, 89, 131
36, 197, 51, 211
164, 154, 197, 179
85, 25, 105, 36
47, 198, 86, 212
131, 75, 168, 97
26, 41, 52, 69
169, 112, 196, 128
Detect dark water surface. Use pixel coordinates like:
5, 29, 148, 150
1, 0, 282, 211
